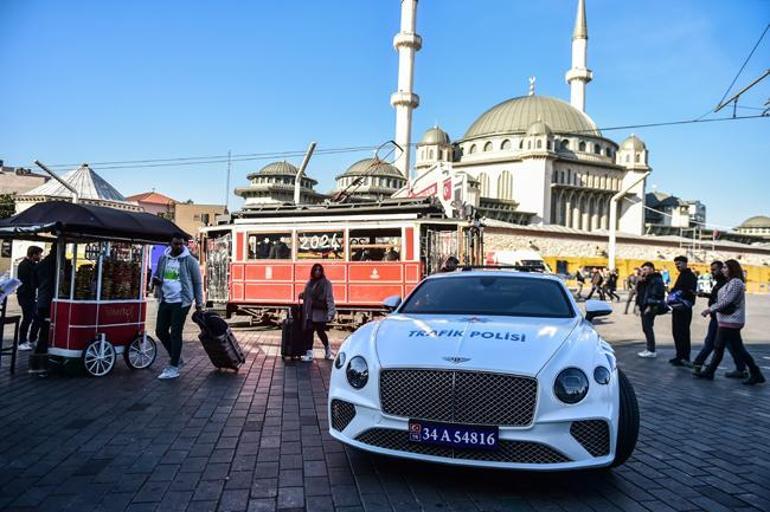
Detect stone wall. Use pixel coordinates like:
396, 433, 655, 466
485, 227, 770, 267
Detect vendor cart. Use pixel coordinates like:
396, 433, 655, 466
0, 201, 189, 376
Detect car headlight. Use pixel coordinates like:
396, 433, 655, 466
593, 366, 611, 385
554, 368, 589, 404
334, 351, 346, 370
346, 356, 368, 389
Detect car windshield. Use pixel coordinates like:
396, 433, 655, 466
399, 275, 574, 318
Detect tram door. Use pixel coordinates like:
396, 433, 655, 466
203, 232, 231, 307
422, 227, 459, 275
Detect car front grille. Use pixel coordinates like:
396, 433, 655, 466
355, 428, 570, 464
570, 420, 610, 457
379, 369, 537, 426
331, 399, 356, 432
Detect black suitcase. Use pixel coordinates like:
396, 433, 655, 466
281, 305, 307, 359
192, 310, 246, 370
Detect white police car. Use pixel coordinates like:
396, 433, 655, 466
328, 269, 639, 470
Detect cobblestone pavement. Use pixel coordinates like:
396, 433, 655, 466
1, 319, 769, 510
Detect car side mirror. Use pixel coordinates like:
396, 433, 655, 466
585, 299, 612, 322
383, 295, 402, 312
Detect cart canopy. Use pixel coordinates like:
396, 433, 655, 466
0, 201, 190, 243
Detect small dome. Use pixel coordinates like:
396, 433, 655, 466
246, 161, 317, 185
420, 126, 450, 145
620, 134, 646, 151
738, 215, 770, 229
526, 120, 553, 136
337, 158, 404, 179
463, 95, 600, 139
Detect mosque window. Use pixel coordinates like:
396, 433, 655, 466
593, 144, 601, 154
527, 140, 532, 150
567, 169, 572, 184
625, 154, 630, 163
547, 141, 552, 150
469, 144, 477, 154
519, 140, 524, 149
535, 140, 542, 149
578, 141, 586, 152
478, 172, 490, 196
483, 141, 492, 152
429, 149, 434, 159
561, 139, 570, 150
635, 153, 641, 163
605, 148, 613, 158
501, 139, 511, 150
498, 171, 513, 200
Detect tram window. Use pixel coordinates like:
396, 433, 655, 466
297, 231, 344, 260
349, 228, 402, 261
247, 233, 292, 260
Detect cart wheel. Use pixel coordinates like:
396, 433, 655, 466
124, 334, 157, 370
82, 338, 116, 377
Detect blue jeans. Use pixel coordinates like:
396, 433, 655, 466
693, 316, 745, 371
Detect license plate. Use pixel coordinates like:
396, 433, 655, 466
408, 420, 499, 450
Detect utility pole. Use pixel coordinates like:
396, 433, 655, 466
608, 171, 650, 271
224, 150, 231, 213
34, 160, 78, 204
294, 142, 316, 205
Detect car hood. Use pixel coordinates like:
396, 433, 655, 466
375, 314, 579, 376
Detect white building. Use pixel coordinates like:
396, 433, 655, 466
390, 0, 651, 235
645, 191, 706, 229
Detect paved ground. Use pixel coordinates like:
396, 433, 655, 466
0, 295, 769, 511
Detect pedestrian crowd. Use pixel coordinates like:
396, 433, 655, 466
629, 256, 764, 386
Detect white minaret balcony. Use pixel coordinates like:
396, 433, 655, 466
391, 91, 420, 108
565, 67, 593, 83
393, 32, 422, 50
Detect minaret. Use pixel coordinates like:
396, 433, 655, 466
391, 0, 422, 177
565, 0, 592, 112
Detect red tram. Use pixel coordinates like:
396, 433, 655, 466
200, 198, 483, 327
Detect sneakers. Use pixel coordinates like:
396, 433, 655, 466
743, 373, 766, 386
669, 358, 687, 367
694, 371, 714, 380
158, 366, 180, 380
725, 370, 749, 379
324, 346, 334, 360
18, 342, 34, 351
300, 350, 314, 362
637, 350, 657, 358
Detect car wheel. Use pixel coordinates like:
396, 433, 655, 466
611, 369, 639, 467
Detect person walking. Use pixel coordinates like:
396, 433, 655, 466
574, 268, 586, 299
604, 269, 621, 302
299, 263, 336, 361
637, 262, 666, 358
669, 256, 697, 367
695, 259, 765, 385
624, 268, 641, 314
16, 246, 43, 351
153, 235, 203, 380
585, 268, 606, 300
692, 261, 746, 378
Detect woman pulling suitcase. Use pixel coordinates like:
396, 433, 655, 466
299, 263, 336, 361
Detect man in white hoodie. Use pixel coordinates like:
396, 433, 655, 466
152, 235, 203, 380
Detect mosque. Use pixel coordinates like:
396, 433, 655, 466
236, 0, 650, 236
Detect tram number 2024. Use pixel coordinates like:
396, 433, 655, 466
298, 232, 342, 252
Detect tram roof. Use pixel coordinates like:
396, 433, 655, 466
229, 197, 448, 221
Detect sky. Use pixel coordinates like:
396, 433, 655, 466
1, 0, 768, 228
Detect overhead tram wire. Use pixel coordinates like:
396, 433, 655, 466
695, 22, 770, 121
38, 114, 768, 173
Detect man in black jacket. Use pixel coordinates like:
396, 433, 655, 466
637, 262, 666, 358
670, 255, 697, 366
692, 261, 746, 377
16, 246, 43, 351
28, 246, 56, 375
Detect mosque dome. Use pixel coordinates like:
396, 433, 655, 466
738, 215, 770, 229
620, 134, 646, 151
420, 126, 451, 145
463, 95, 600, 139
247, 161, 316, 183
338, 158, 404, 179
526, 120, 553, 136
